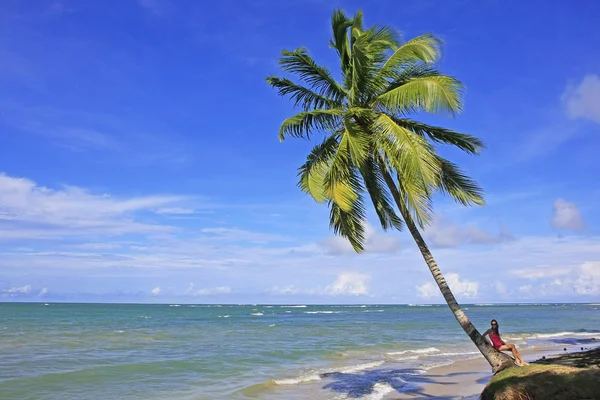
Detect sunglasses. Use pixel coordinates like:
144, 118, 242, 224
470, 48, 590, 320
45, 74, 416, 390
491, 323, 498, 326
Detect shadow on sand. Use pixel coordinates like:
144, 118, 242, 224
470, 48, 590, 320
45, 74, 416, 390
321, 367, 475, 399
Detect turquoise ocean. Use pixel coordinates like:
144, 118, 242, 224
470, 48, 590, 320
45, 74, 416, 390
1, 303, 598, 399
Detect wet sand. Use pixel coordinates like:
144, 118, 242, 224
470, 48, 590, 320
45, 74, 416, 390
393, 344, 600, 400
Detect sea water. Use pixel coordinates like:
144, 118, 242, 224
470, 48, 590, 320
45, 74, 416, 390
0, 303, 598, 399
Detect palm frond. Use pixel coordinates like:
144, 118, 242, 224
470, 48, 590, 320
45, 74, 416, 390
329, 9, 353, 71
329, 196, 367, 253
436, 157, 485, 206
343, 116, 370, 167
279, 48, 346, 103
266, 76, 339, 110
349, 25, 399, 102
394, 119, 485, 155
376, 74, 464, 116
298, 135, 340, 203
373, 113, 440, 184
377, 34, 442, 81
360, 156, 403, 231
278, 109, 343, 141
322, 133, 362, 212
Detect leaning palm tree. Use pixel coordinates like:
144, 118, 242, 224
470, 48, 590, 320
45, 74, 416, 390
267, 9, 514, 372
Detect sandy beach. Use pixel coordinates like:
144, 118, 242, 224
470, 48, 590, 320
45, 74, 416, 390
394, 344, 600, 400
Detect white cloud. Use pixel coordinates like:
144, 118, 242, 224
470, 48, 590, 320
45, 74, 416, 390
325, 272, 370, 295
511, 266, 571, 279
519, 285, 533, 294
151, 287, 161, 296
424, 217, 512, 248
563, 74, 600, 123
552, 198, 585, 232
0, 173, 189, 241
39, 287, 48, 296
417, 273, 479, 299
571, 262, 600, 295
155, 207, 195, 215
268, 285, 302, 295
195, 286, 232, 295
200, 227, 288, 243
319, 222, 400, 255
3, 284, 32, 294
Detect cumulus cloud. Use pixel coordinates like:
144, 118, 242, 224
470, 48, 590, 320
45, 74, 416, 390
194, 286, 232, 295
0, 173, 186, 241
571, 262, 600, 295
510, 261, 600, 297
563, 74, 600, 123
151, 287, 161, 296
319, 223, 400, 255
324, 272, 371, 295
552, 199, 585, 232
3, 284, 32, 294
39, 287, 48, 296
417, 273, 479, 299
424, 217, 513, 248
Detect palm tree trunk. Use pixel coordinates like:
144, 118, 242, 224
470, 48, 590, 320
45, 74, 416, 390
379, 169, 514, 373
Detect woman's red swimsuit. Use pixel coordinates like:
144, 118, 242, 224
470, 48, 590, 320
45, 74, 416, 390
489, 332, 503, 350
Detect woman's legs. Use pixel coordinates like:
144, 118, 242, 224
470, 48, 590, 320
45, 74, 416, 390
498, 344, 527, 364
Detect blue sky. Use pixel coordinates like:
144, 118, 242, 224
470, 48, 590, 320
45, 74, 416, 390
1, 0, 599, 304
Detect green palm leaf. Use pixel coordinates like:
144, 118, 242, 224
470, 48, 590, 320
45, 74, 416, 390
279, 48, 347, 103
436, 157, 485, 206
329, 196, 367, 253
377, 34, 442, 81
298, 135, 340, 203
376, 74, 464, 116
266, 76, 339, 110
278, 109, 343, 141
394, 119, 485, 155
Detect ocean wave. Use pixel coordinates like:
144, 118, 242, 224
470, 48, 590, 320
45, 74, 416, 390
273, 361, 386, 386
273, 374, 321, 385
407, 304, 434, 307
280, 305, 307, 308
387, 347, 440, 356
506, 331, 600, 340
474, 304, 495, 306
218, 315, 230, 318
168, 304, 181, 307
363, 382, 396, 400
250, 313, 263, 316
304, 311, 344, 314
362, 310, 384, 313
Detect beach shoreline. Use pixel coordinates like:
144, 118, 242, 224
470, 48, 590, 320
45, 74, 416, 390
393, 344, 600, 400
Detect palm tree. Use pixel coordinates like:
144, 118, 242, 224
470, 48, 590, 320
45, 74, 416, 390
266, 9, 514, 372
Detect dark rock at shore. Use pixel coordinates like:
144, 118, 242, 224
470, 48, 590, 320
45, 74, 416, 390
534, 347, 600, 369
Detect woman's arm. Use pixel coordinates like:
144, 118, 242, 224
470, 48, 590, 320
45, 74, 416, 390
482, 329, 491, 337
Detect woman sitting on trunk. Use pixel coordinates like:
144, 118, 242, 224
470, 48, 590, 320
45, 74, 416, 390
483, 319, 529, 366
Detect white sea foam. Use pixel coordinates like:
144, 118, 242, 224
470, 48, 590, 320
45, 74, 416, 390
273, 374, 321, 385
387, 347, 440, 356
506, 331, 599, 340
362, 309, 384, 313
169, 304, 181, 307
407, 304, 433, 307
251, 313, 264, 316
273, 361, 386, 386
364, 382, 396, 400
421, 359, 456, 370
269, 324, 276, 327
304, 311, 342, 314
218, 315, 230, 318
280, 305, 307, 308
474, 303, 495, 306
